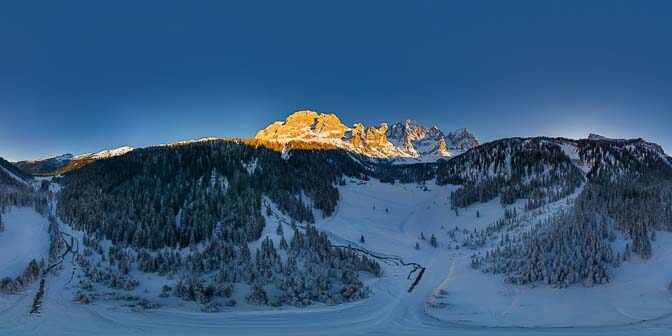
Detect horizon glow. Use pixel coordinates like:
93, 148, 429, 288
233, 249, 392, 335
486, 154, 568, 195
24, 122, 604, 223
1, 1, 671, 161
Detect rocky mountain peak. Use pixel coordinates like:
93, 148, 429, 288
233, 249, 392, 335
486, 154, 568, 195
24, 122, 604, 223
446, 128, 480, 151
255, 110, 479, 162
255, 110, 349, 142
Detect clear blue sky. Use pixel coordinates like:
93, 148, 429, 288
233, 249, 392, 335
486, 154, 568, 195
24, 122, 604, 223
1, 1, 671, 161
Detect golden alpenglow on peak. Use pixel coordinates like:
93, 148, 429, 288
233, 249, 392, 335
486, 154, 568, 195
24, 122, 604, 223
254, 110, 479, 163
255, 110, 349, 142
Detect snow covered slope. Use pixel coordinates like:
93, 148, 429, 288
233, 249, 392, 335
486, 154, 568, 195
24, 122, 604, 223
1, 179, 671, 335
0, 207, 49, 279
3, 131, 672, 335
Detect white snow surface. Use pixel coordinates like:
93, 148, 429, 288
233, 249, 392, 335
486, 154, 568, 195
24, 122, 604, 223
75, 146, 134, 160
0, 207, 50, 278
556, 141, 593, 174
1, 180, 672, 335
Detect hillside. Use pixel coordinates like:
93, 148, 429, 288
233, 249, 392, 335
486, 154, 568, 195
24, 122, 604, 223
1, 133, 672, 334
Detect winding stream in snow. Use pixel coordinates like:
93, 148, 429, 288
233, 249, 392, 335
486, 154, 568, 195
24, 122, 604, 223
2, 180, 672, 335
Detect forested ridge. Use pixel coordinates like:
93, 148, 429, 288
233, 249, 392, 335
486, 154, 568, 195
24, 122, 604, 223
436, 137, 585, 208
10, 133, 672, 301
57, 140, 366, 249
55, 140, 402, 308
458, 137, 672, 288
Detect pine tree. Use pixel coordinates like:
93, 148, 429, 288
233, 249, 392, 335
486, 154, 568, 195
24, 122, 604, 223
360, 235, 365, 244
476, 210, 480, 218
614, 253, 621, 268
430, 234, 437, 247
624, 243, 631, 261
414, 242, 420, 250
583, 272, 593, 288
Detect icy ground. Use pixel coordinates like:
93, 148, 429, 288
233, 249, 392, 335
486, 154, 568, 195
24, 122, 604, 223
1, 180, 671, 335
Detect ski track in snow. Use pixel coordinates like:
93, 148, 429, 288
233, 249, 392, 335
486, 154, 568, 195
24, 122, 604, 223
1, 180, 672, 335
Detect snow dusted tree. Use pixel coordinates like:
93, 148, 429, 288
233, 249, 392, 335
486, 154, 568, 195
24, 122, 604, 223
360, 235, 365, 244
420, 232, 426, 240
624, 243, 631, 261
430, 234, 437, 247
613, 253, 621, 268
279, 236, 288, 250
583, 272, 594, 288
415, 242, 420, 250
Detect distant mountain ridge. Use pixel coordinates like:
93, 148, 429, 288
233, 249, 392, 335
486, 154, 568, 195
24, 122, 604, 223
587, 133, 665, 154
15, 146, 134, 176
0, 156, 32, 184
14, 111, 670, 177
255, 110, 480, 162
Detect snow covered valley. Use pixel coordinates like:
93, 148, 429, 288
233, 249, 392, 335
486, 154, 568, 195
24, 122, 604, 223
1, 179, 671, 335
0, 207, 50, 279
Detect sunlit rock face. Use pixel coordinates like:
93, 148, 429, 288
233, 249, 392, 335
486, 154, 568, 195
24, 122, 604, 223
255, 110, 349, 142
255, 110, 480, 162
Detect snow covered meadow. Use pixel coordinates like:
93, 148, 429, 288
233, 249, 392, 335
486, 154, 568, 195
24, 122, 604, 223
0, 207, 50, 279
0, 178, 671, 335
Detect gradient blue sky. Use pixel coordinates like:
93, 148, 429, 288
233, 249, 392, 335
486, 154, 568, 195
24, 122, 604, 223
1, 1, 672, 161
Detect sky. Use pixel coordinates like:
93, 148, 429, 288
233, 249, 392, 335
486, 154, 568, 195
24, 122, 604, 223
1, 0, 672, 161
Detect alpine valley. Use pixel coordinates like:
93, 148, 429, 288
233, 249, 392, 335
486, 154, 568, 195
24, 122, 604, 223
1, 110, 672, 336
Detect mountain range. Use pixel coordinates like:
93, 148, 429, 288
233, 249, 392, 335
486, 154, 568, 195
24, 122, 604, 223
2, 110, 672, 333
15, 110, 479, 176
14, 146, 134, 176
255, 110, 479, 162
